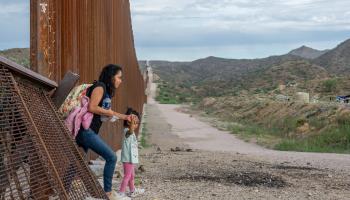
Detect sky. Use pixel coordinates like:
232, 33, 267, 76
130, 0, 350, 61
0, 0, 349, 61
0, 0, 29, 50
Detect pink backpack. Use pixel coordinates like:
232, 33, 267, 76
59, 84, 92, 118
64, 96, 93, 138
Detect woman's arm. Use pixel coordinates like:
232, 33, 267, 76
88, 86, 129, 120
112, 111, 129, 121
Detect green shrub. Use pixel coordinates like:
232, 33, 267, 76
322, 79, 338, 93
275, 124, 350, 153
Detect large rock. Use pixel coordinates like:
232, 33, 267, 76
202, 97, 216, 107
296, 122, 310, 134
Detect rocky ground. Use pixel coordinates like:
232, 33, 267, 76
135, 149, 350, 200
129, 103, 350, 200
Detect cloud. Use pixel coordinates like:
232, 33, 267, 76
0, 1, 29, 16
0, 0, 348, 60
132, 0, 350, 32
0, 1, 29, 50
130, 0, 350, 60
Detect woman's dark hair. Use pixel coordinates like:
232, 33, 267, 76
98, 64, 122, 97
124, 107, 141, 127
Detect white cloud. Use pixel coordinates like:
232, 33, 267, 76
0, 1, 30, 50
0, 2, 28, 16
0, 0, 348, 59
131, 0, 350, 33
130, 0, 350, 60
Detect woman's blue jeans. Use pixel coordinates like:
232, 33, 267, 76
75, 128, 117, 192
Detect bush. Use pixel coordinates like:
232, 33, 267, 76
335, 113, 350, 126
322, 79, 338, 93
296, 118, 307, 126
275, 124, 350, 153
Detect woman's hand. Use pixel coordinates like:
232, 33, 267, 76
124, 114, 139, 122
131, 114, 139, 123
129, 117, 138, 131
111, 113, 130, 121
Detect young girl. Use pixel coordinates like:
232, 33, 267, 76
118, 108, 145, 198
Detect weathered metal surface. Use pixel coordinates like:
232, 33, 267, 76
30, 0, 58, 81
0, 60, 107, 199
52, 71, 80, 108
31, 0, 147, 159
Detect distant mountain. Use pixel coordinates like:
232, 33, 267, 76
147, 54, 302, 86
288, 45, 329, 59
142, 38, 350, 99
314, 39, 350, 74
142, 54, 315, 97
0, 48, 30, 68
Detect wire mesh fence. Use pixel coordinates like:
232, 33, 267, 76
0, 62, 107, 199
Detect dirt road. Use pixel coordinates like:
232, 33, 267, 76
157, 104, 350, 173
133, 80, 350, 199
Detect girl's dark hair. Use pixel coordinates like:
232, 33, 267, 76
98, 64, 122, 97
124, 107, 141, 127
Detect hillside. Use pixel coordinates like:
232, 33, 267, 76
0, 48, 30, 68
288, 45, 328, 59
314, 39, 350, 74
143, 54, 308, 98
146, 55, 301, 82
145, 38, 350, 153
145, 55, 332, 100
144, 39, 350, 99
241, 60, 330, 95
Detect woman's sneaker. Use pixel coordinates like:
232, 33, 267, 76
127, 188, 145, 197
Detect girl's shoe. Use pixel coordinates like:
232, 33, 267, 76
109, 191, 131, 200
127, 188, 145, 197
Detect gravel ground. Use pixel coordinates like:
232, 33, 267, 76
131, 103, 350, 200
136, 149, 350, 200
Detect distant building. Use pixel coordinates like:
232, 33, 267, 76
336, 95, 350, 103
275, 94, 290, 102
278, 84, 286, 91
296, 92, 310, 103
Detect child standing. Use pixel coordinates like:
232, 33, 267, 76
118, 108, 145, 198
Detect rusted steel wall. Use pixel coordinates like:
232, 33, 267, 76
30, 0, 146, 159
30, 0, 58, 81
